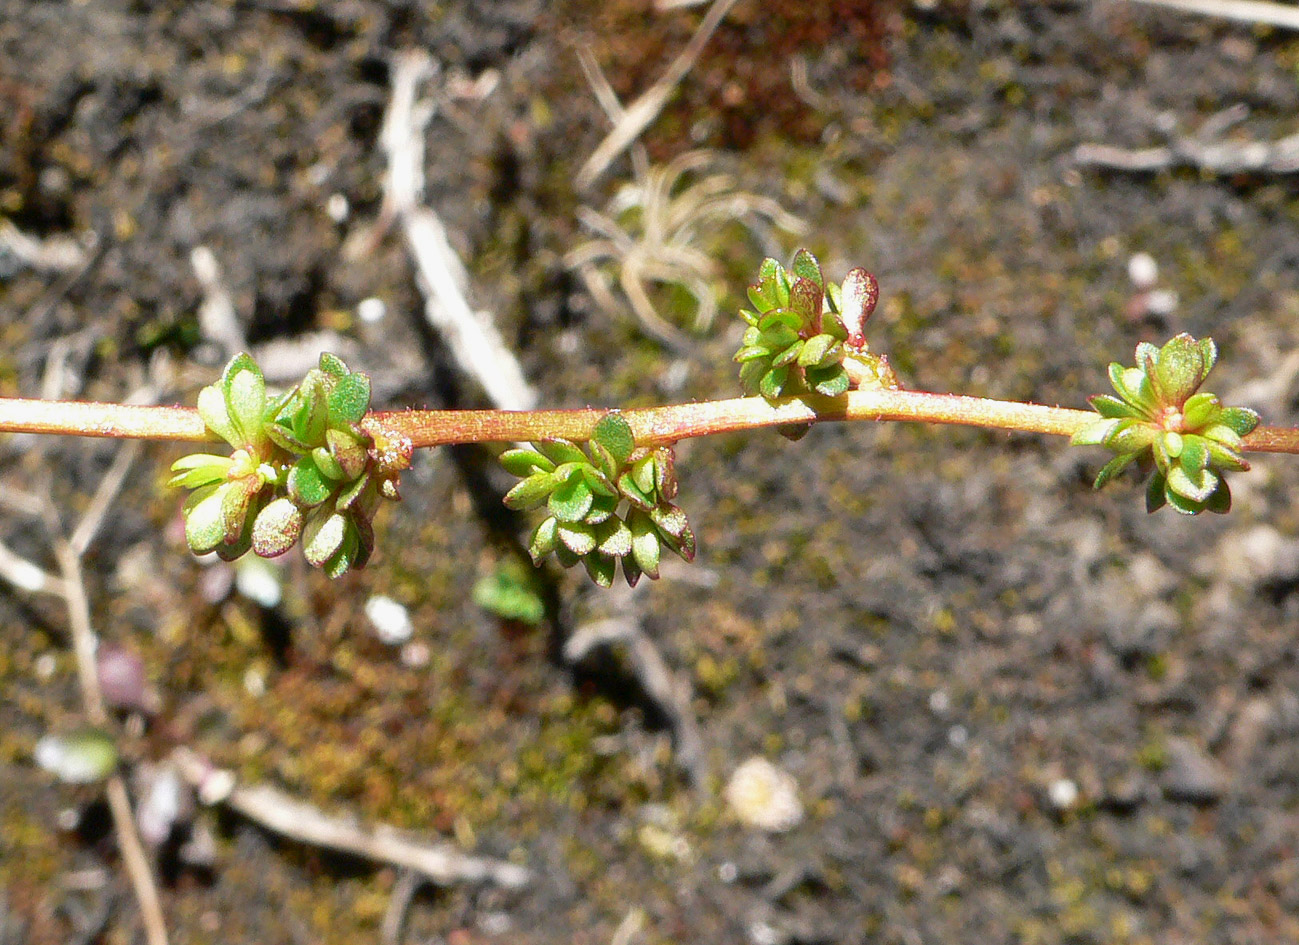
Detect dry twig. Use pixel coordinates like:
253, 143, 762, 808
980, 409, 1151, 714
1127, 0, 1299, 31
575, 0, 740, 190
0, 374, 170, 945
1075, 129, 1299, 175
169, 748, 531, 889
377, 51, 536, 411
564, 588, 707, 787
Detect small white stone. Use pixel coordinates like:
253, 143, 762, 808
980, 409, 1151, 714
1128, 252, 1158, 290
235, 558, 282, 608
724, 757, 803, 833
1145, 288, 1178, 316
928, 690, 950, 714
357, 296, 387, 324
243, 669, 266, 698
326, 193, 349, 223
948, 724, 968, 747
1048, 777, 1079, 809
365, 594, 413, 645
34, 653, 57, 681
401, 641, 431, 668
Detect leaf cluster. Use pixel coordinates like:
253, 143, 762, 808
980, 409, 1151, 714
500, 412, 695, 588
735, 250, 897, 401
170, 353, 411, 576
1072, 334, 1259, 514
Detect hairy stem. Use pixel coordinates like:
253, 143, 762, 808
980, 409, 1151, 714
1, 391, 1296, 454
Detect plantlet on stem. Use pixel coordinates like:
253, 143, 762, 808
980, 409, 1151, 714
1071, 333, 1260, 514
169, 353, 411, 576
500, 411, 694, 588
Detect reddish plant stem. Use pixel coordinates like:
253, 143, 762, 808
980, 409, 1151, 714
0, 392, 1296, 454
374, 390, 1097, 446
0, 397, 211, 441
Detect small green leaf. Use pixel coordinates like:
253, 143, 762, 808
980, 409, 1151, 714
735, 345, 773, 363
326, 428, 368, 480
619, 471, 654, 510
288, 456, 333, 508
1199, 424, 1244, 453
592, 412, 635, 466
500, 448, 555, 477
302, 508, 348, 567
759, 366, 789, 399
219, 478, 260, 544
252, 497, 304, 558
1146, 469, 1167, 514
757, 310, 802, 334
1204, 440, 1249, 473
1092, 451, 1140, 490
788, 277, 823, 325
1182, 392, 1221, 428
594, 516, 632, 557
1166, 464, 1217, 503
808, 365, 850, 397
1104, 420, 1158, 455
1071, 417, 1121, 447
529, 516, 558, 562
650, 503, 689, 538
225, 360, 267, 449
579, 464, 617, 499
1164, 486, 1204, 515
771, 341, 804, 369
503, 472, 558, 510
537, 439, 588, 467
1206, 478, 1232, 514
1179, 436, 1209, 476
197, 385, 239, 448
629, 511, 661, 579
35, 729, 118, 784
1152, 333, 1212, 406
1215, 406, 1260, 436
266, 419, 311, 454
327, 372, 371, 427
584, 492, 618, 525
324, 524, 360, 578
790, 248, 823, 289
473, 565, 546, 624
549, 474, 594, 523
557, 522, 596, 556
318, 352, 350, 378
1089, 394, 1143, 420
312, 445, 347, 480
588, 440, 619, 482
798, 334, 837, 368
168, 453, 231, 490
184, 485, 229, 555
583, 553, 617, 588
336, 471, 371, 510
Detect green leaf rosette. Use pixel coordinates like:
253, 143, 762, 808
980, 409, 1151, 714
500, 411, 695, 588
1072, 333, 1259, 515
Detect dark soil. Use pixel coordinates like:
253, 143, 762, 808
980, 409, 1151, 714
5, 2, 1299, 943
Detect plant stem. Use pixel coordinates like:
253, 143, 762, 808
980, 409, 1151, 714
2, 390, 1297, 454
376, 389, 1096, 446
0, 397, 210, 441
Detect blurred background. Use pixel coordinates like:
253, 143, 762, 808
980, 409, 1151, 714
4, 1, 1299, 942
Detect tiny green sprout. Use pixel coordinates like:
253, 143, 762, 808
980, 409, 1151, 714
736, 249, 899, 404
171, 353, 411, 576
1072, 333, 1260, 514
500, 410, 695, 588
